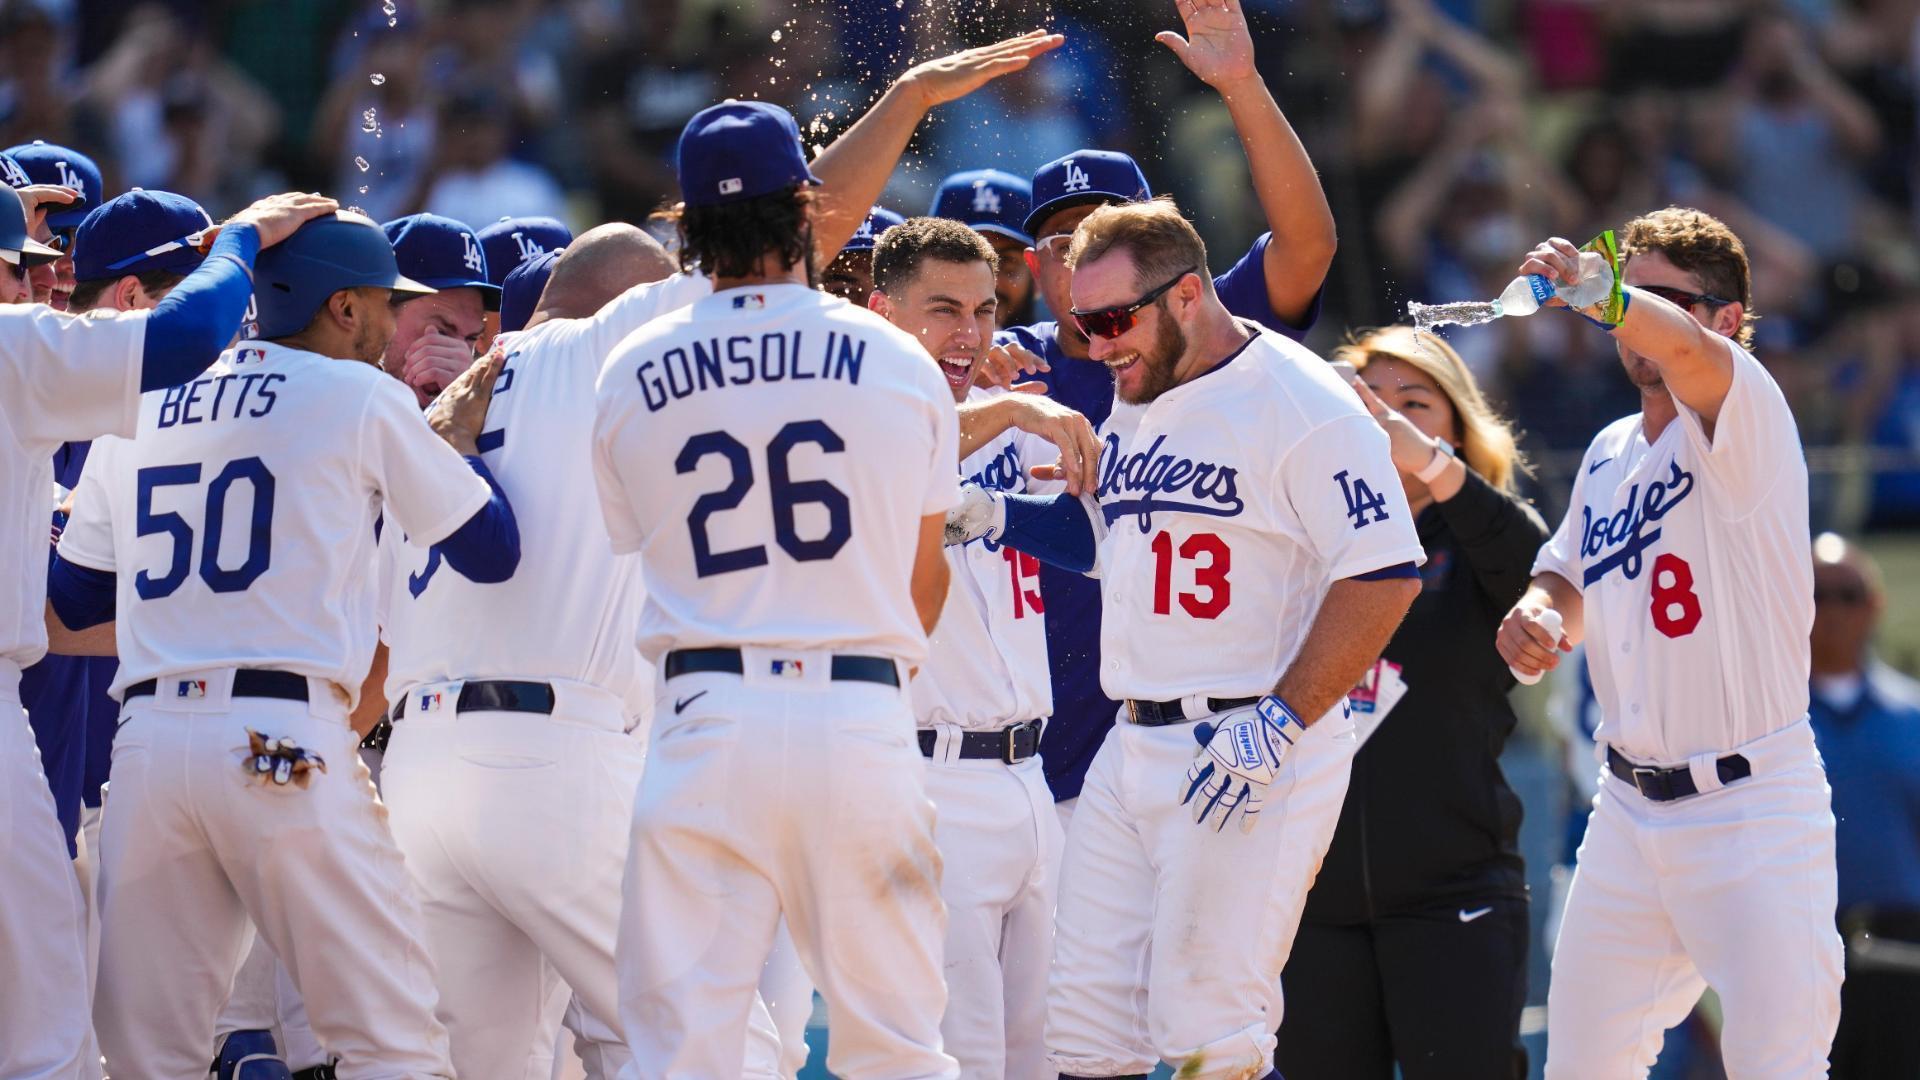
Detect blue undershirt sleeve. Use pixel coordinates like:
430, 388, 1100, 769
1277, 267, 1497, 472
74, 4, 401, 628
434, 456, 521, 584
138, 224, 262, 393
47, 556, 117, 631
998, 492, 1098, 574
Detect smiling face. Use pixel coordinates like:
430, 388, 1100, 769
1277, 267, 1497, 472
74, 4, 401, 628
1070, 248, 1191, 405
871, 256, 997, 403
1026, 203, 1103, 350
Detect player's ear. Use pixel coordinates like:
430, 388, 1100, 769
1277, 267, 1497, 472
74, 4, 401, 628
113, 274, 141, 312
1711, 300, 1744, 341
867, 288, 890, 318
1023, 248, 1041, 278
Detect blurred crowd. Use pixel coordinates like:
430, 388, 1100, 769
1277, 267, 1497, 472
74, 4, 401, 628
3, 0, 1919, 526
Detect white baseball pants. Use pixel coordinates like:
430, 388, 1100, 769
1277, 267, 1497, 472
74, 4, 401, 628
382, 683, 647, 1080
1045, 709, 1356, 1080
93, 676, 452, 1080
1545, 719, 1843, 1079
922, 747, 1063, 1080
0, 680, 92, 1080
618, 656, 957, 1080
757, 919, 816, 1077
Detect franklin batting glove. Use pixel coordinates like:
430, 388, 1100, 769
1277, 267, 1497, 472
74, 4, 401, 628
1180, 695, 1306, 833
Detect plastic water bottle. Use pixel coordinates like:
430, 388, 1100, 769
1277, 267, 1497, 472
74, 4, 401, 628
1510, 608, 1564, 687
1492, 258, 1614, 318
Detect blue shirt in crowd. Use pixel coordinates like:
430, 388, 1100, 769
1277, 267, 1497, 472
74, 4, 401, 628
1810, 662, 1920, 916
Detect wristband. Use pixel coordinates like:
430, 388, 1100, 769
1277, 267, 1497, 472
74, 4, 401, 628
1414, 440, 1455, 485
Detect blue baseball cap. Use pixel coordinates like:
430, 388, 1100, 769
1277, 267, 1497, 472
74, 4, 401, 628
383, 213, 500, 308
72, 190, 214, 282
676, 100, 821, 208
3, 141, 104, 230
499, 247, 561, 334
0, 151, 28, 191
0, 186, 60, 267
255, 211, 435, 339
1025, 150, 1152, 239
477, 216, 573, 288
841, 206, 906, 254
931, 169, 1034, 246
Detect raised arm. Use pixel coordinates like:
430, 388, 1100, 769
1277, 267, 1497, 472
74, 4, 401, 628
1156, 0, 1334, 325
809, 31, 1064, 263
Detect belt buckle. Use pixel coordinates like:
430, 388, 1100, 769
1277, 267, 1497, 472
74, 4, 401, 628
1125, 700, 1141, 725
1630, 765, 1662, 798
1005, 722, 1030, 763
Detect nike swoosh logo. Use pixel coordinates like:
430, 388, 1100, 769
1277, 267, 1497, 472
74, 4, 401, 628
1459, 906, 1494, 923
673, 691, 708, 715
1588, 457, 1613, 475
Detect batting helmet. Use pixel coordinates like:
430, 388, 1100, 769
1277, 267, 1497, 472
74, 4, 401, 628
0, 185, 61, 268
253, 211, 434, 339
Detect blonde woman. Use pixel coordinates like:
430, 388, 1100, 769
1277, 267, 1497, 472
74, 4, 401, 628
1276, 326, 1548, 1080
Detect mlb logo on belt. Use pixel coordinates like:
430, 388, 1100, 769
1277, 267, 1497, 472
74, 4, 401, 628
176, 679, 208, 699
418, 691, 444, 713
733, 294, 766, 310
770, 659, 804, 678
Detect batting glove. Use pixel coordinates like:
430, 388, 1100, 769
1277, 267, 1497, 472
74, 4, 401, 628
1181, 695, 1306, 833
944, 482, 1005, 546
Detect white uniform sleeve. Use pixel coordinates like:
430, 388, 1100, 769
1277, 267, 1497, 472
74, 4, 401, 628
358, 380, 492, 547
55, 437, 121, 572
1278, 412, 1426, 580
590, 380, 647, 555
0, 307, 146, 447
923, 385, 962, 516
585, 272, 712, 369
1669, 336, 1803, 515
1531, 455, 1589, 588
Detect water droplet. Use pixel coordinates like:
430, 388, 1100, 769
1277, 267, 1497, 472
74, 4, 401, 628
382, 0, 396, 15
361, 108, 378, 133
1409, 300, 1501, 332
359, 185, 369, 194
370, 73, 386, 86
770, 28, 782, 42
354, 156, 370, 172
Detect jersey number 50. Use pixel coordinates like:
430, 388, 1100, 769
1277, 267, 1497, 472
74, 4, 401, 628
679, 421, 851, 578
134, 457, 275, 599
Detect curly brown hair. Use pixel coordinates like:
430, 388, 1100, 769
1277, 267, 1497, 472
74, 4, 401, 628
1621, 206, 1756, 348
671, 185, 815, 281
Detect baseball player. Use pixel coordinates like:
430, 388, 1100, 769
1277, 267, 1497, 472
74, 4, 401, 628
376, 224, 687, 1079
48, 210, 517, 1080
1496, 210, 1840, 1077
946, 199, 1423, 1080
3, 139, 105, 310
997, 0, 1336, 824
382, 213, 498, 406
477, 215, 573, 350
820, 205, 905, 303
592, 100, 962, 1080
867, 216, 1073, 1077
929, 169, 1036, 328
2, 183, 329, 1080
499, 247, 561, 334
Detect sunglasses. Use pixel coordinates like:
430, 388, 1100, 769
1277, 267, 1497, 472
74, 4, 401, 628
1639, 284, 1733, 311
1070, 267, 1197, 340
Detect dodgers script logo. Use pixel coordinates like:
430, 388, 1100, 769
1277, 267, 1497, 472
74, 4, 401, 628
971, 182, 1002, 215
1580, 459, 1695, 586
1096, 432, 1244, 532
966, 442, 1024, 494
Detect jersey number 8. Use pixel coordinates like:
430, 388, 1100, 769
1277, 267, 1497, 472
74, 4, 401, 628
134, 457, 275, 599
679, 420, 852, 578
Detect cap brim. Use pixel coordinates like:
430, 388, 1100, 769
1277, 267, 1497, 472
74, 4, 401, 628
411, 276, 500, 309
0, 235, 63, 267
390, 274, 438, 298
45, 206, 90, 230
1022, 193, 1125, 240
970, 222, 1034, 247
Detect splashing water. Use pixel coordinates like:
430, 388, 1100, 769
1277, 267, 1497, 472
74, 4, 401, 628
361, 108, 379, 133
1409, 299, 1500, 333
382, 0, 396, 26
370, 73, 386, 86
354, 156, 370, 172
770, 28, 782, 42
359, 186, 369, 194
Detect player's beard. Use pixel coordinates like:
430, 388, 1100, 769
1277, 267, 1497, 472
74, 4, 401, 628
1114, 311, 1188, 405
354, 323, 393, 367
1619, 344, 1665, 393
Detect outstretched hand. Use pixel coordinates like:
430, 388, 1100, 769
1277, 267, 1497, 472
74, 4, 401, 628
900, 30, 1066, 110
1157, 0, 1258, 90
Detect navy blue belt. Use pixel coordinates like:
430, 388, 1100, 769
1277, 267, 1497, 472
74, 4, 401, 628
390, 679, 556, 723
665, 648, 900, 688
125, 669, 308, 702
918, 719, 1042, 763
1124, 695, 1258, 727
1606, 746, 1752, 801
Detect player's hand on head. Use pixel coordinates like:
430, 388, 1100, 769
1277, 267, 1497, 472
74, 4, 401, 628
900, 30, 1066, 110
1157, 0, 1257, 90
402, 330, 479, 406
1495, 602, 1570, 677
1348, 375, 1446, 476
14, 184, 77, 229
425, 343, 507, 455
1003, 385, 1099, 496
975, 342, 1050, 389
225, 192, 340, 249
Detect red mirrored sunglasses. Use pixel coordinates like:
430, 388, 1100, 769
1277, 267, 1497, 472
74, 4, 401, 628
1070, 266, 1197, 340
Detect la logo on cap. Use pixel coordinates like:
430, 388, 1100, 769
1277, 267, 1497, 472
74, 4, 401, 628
972, 182, 1001, 214
719, 178, 743, 196
1062, 160, 1091, 194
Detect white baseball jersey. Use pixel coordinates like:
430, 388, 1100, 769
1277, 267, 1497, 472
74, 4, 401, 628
0, 306, 147, 677
1533, 335, 1810, 762
381, 270, 713, 708
592, 283, 960, 666
910, 387, 1057, 730
1093, 324, 1425, 705
58, 341, 492, 705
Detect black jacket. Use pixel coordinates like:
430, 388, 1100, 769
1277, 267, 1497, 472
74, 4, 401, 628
1303, 466, 1549, 923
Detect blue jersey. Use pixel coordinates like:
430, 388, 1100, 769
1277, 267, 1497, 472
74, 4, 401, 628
997, 233, 1320, 800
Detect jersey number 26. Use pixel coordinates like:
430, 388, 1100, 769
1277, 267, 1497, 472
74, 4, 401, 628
679, 420, 852, 578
